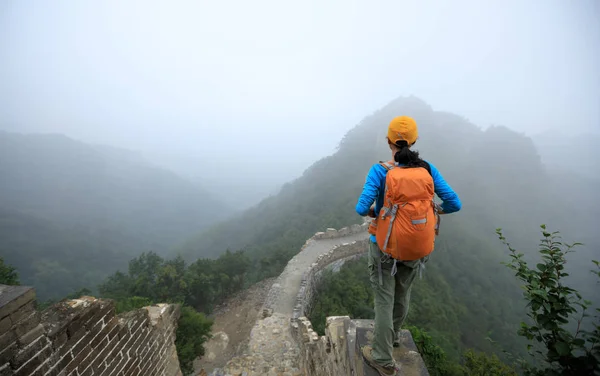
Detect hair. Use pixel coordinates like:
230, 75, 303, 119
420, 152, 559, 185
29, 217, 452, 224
392, 140, 429, 169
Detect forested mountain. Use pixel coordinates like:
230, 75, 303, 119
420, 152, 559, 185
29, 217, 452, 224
176, 96, 599, 359
0, 131, 227, 299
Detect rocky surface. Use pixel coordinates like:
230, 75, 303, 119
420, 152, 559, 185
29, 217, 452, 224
195, 277, 276, 374
214, 313, 302, 376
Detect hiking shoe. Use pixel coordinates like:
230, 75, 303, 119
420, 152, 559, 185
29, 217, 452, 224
361, 345, 399, 376
393, 331, 401, 347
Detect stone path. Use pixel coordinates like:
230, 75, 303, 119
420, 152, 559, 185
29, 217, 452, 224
273, 232, 369, 315
215, 229, 369, 376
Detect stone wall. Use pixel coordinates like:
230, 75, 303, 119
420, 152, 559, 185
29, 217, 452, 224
287, 236, 369, 376
312, 223, 366, 240
291, 239, 369, 322
261, 222, 370, 319
0, 285, 182, 376
292, 315, 429, 376
292, 316, 354, 376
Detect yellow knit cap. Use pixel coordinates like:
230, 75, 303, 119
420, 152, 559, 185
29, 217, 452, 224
387, 116, 418, 145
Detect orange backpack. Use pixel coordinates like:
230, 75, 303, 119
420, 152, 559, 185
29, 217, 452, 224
368, 160, 440, 261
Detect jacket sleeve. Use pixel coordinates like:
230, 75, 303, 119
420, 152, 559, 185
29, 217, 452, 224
428, 162, 462, 213
355, 164, 383, 216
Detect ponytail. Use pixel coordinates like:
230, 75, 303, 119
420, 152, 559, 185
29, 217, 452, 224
393, 140, 428, 169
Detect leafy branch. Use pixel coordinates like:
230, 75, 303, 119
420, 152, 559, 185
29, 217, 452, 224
496, 225, 599, 375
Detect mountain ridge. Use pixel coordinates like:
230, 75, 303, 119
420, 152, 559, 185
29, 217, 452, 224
0, 129, 229, 299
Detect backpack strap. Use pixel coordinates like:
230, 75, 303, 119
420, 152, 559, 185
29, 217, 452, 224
379, 160, 396, 171
380, 160, 431, 176
424, 161, 432, 176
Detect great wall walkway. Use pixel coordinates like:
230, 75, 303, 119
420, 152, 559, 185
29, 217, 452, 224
273, 231, 370, 316
211, 224, 370, 376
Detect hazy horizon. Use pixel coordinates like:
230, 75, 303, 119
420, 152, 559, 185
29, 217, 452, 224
2, 3, 600, 370
1, 0, 599, 201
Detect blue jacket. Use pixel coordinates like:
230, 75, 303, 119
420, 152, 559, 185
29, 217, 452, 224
356, 161, 462, 242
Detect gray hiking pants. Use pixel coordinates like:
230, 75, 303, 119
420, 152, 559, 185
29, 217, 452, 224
367, 240, 427, 367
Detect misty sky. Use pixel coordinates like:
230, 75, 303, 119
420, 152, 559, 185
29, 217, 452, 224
1, 0, 599, 193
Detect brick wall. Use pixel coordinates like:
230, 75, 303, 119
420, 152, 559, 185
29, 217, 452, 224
292, 316, 354, 376
260, 221, 370, 318
291, 239, 369, 322
293, 317, 430, 376
312, 222, 368, 240
0, 285, 182, 376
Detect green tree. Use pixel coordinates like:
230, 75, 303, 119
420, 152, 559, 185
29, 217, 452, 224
0, 257, 20, 285
155, 256, 188, 303
461, 350, 518, 376
99, 252, 189, 305
175, 306, 213, 376
115, 296, 153, 314
184, 260, 217, 313
408, 325, 466, 376
409, 326, 517, 376
497, 225, 600, 375
309, 258, 373, 334
98, 271, 134, 301
128, 252, 165, 300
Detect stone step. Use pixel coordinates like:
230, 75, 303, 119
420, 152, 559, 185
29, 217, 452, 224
350, 320, 429, 376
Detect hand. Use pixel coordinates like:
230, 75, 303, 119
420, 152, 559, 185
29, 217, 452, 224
368, 207, 377, 218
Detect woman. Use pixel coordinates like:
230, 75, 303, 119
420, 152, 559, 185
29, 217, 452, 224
355, 115, 461, 375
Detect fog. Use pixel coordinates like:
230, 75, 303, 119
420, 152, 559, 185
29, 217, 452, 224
1, 0, 599, 204
2, 4, 600, 366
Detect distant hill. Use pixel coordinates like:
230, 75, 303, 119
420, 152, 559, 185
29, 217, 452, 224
533, 131, 600, 180
0, 207, 137, 299
0, 131, 227, 299
140, 149, 287, 211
